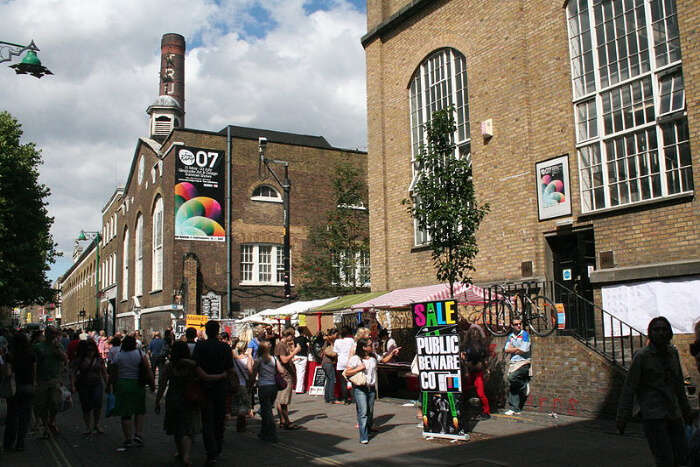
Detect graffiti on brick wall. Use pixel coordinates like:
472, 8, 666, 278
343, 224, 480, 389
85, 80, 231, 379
525, 393, 579, 416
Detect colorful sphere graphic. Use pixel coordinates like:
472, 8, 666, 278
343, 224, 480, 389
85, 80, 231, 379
541, 176, 565, 208
175, 182, 224, 238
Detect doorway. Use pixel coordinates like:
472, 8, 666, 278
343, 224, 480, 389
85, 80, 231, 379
547, 229, 596, 336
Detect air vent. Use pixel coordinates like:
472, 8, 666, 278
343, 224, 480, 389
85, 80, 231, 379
600, 251, 615, 269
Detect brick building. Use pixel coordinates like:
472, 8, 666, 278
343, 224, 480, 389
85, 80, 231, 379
362, 0, 698, 333
59, 34, 367, 335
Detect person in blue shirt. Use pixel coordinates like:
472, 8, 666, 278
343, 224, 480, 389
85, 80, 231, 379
246, 327, 263, 360
148, 332, 166, 388
503, 319, 531, 415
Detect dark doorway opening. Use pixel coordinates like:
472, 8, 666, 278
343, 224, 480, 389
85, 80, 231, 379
548, 229, 596, 336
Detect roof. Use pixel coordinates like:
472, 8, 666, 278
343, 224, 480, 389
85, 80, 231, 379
147, 95, 182, 112
218, 125, 333, 150
309, 292, 387, 312
350, 283, 488, 310
258, 297, 338, 317
361, 0, 434, 48
58, 241, 97, 284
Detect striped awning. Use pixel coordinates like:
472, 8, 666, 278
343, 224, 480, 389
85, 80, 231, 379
350, 283, 487, 310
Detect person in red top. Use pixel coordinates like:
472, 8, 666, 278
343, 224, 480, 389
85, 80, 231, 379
66, 331, 82, 361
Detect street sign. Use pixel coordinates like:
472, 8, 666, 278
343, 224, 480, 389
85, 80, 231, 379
185, 314, 208, 330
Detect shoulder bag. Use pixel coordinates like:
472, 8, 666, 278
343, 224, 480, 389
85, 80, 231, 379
273, 357, 288, 390
342, 362, 367, 387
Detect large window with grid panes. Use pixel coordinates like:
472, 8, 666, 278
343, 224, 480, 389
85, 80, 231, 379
566, 0, 692, 213
332, 249, 370, 287
240, 244, 289, 285
408, 48, 471, 245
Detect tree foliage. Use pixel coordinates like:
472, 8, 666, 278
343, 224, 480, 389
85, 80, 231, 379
0, 111, 58, 307
297, 163, 370, 299
405, 107, 489, 296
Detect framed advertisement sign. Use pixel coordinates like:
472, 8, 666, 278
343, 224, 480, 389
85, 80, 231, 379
174, 146, 226, 241
535, 155, 572, 220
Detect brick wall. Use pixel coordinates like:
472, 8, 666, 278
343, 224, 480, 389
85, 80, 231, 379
364, 0, 699, 292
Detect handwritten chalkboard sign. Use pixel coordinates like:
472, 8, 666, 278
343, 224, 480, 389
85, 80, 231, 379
308, 366, 326, 396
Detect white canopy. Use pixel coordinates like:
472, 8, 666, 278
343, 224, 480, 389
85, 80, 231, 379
258, 297, 338, 318
237, 313, 276, 325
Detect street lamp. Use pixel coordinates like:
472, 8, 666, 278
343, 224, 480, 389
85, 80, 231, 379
79, 308, 86, 331
0, 39, 53, 78
257, 137, 292, 301
77, 230, 102, 331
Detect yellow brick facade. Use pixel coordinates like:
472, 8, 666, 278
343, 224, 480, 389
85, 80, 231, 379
364, 0, 700, 292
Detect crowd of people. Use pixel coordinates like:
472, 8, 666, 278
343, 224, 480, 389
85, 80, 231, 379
2, 313, 700, 466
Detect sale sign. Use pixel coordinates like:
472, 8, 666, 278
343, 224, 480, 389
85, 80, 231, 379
412, 299, 467, 441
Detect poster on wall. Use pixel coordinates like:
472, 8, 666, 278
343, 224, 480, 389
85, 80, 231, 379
535, 154, 572, 220
174, 146, 225, 242
412, 299, 467, 441
201, 291, 222, 320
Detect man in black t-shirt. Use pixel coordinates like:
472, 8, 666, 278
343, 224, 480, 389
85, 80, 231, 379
192, 321, 235, 465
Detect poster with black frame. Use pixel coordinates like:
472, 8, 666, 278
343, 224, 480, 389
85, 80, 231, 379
412, 299, 467, 441
535, 154, 572, 221
174, 146, 226, 241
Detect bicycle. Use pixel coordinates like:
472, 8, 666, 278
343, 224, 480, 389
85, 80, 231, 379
482, 283, 557, 337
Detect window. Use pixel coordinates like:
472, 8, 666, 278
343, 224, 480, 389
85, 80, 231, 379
152, 197, 163, 291
333, 249, 370, 287
122, 228, 129, 300
239, 244, 289, 285
408, 48, 470, 245
567, 0, 692, 213
251, 185, 282, 203
134, 214, 143, 296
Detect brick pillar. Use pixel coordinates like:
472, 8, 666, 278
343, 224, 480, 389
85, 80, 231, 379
183, 253, 199, 315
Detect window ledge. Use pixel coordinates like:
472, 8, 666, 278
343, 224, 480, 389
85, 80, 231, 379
411, 244, 431, 253
251, 197, 283, 204
239, 282, 291, 287
577, 192, 694, 220
150, 289, 163, 295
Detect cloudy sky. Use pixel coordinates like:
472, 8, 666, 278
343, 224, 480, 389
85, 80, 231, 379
0, 0, 368, 282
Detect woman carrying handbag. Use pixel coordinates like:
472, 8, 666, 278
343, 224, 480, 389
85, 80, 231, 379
344, 338, 400, 444
252, 341, 285, 443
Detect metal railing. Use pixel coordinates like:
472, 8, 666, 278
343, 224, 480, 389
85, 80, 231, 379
482, 280, 646, 370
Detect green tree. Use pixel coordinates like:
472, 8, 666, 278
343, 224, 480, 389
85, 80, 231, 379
405, 107, 489, 296
0, 111, 58, 307
297, 163, 370, 299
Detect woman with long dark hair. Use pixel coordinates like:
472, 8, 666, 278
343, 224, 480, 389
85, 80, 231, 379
463, 324, 491, 420
344, 338, 399, 444
71, 339, 108, 435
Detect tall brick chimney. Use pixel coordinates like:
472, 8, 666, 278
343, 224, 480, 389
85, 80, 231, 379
159, 33, 185, 110
147, 33, 186, 142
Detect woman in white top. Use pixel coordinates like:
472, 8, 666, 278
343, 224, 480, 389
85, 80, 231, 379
344, 338, 400, 444
333, 326, 355, 404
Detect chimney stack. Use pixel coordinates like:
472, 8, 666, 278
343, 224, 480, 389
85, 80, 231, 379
159, 33, 185, 110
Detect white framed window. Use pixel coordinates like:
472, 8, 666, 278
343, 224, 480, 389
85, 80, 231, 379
251, 185, 282, 203
152, 197, 163, 291
333, 249, 370, 287
122, 228, 129, 300
239, 244, 289, 285
111, 253, 117, 287
567, 0, 692, 213
408, 48, 471, 245
134, 214, 143, 296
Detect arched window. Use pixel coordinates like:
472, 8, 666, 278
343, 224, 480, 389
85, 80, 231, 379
251, 185, 282, 203
134, 214, 143, 296
152, 197, 163, 291
408, 48, 471, 245
122, 228, 129, 300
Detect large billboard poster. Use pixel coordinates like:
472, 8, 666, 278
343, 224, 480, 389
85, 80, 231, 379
412, 299, 467, 440
174, 146, 225, 242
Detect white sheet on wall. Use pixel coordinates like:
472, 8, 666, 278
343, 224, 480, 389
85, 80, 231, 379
601, 275, 700, 336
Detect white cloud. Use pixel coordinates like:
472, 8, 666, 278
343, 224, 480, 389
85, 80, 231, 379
0, 0, 367, 282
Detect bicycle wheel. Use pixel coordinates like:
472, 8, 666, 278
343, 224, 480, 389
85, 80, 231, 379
482, 300, 513, 337
528, 295, 557, 337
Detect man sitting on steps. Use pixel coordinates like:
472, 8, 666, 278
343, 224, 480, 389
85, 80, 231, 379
503, 319, 531, 416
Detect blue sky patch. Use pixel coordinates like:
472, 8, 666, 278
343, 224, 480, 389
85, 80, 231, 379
303, 0, 366, 15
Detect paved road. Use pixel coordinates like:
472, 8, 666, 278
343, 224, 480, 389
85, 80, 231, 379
1, 391, 655, 466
